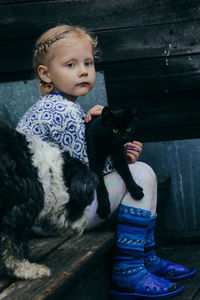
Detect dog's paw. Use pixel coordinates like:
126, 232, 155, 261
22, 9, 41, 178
13, 260, 51, 280
70, 213, 88, 236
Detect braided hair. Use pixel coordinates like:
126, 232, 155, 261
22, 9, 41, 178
33, 25, 98, 94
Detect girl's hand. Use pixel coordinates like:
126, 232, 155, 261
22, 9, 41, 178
84, 105, 104, 122
125, 141, 143, 164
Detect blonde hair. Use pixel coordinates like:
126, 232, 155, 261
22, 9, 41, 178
33, 25, 98, 94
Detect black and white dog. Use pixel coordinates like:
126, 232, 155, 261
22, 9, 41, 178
0, 121, 97, 280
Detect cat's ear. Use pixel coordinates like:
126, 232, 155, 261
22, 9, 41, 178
102, 106, 111, 115
101, 106, 113, 126
126, 108, 138, 122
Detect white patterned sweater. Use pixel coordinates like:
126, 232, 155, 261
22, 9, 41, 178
16, 92, 113, 175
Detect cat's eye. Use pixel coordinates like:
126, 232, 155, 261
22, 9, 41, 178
126, 127, 131, 132
113, 128, 118, 134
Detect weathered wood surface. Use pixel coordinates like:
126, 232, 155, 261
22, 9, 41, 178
0, 231, 199, 300
59, 253, 113, 300
104, 54, 200, 141
0, 227, 115, 300
0, 0, 199, 73
1, 0, 199, 39
0, 235, 72, 293
158, 244, 200, 300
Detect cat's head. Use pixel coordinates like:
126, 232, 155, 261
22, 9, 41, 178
101, 106, 137, 144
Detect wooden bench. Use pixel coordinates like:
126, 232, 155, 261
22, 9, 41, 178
0, 225, 199, 299
0, 226, 115, 300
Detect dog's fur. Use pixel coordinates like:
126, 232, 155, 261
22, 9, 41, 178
0, 121, 97, 280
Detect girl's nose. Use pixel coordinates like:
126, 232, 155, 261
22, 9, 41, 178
79, 64, 88, 76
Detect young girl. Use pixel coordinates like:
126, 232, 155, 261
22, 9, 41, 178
17, 25, 196, 299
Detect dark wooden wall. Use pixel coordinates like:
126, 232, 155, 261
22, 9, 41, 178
1, 0, 200, 142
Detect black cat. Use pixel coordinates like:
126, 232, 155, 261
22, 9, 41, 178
85, 106, 144, 219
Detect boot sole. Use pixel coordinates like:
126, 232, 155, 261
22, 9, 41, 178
110, 285, 184, 299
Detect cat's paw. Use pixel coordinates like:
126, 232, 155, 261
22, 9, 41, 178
97, 202, 111, 219
132, 186, 144, 200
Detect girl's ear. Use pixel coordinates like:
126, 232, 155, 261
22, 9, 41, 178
37, 65, 52, 83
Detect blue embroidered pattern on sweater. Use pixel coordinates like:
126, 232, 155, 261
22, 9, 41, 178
16, 93, 113, 174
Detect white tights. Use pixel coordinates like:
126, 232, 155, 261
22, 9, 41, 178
85, 162, 157, 231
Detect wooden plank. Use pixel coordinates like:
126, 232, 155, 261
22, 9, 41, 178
0, 0, 44, 4
163, 230, 200, 243
106, 89, 200, 117
103, 53, 200, 141
0, 0, 199, 40
0, 71, 35, 83
0, 235, 71, 293
104, 54, 200, 100
193, 289, 200, 299
28, 235, 73, 261
0, 0, 199, 77
1, 19, 200, 74
1, 25, 200, 77
97, 20, 200, 63
135, 124, 200, 142
1, 20, 200, 74
60, 254, 112, 300
0, 228, 115, 300
158, 244, 200, 300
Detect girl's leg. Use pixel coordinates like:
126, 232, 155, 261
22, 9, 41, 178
120, 162, 157, 214
85, 161, 156, 231
105, 163, 183, 298
85, 161, 186, 297
111, 204, 183, 299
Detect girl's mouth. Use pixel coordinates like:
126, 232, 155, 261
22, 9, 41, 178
77, 82, 89, 87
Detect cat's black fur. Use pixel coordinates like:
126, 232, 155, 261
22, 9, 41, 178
85, 106, 144, 219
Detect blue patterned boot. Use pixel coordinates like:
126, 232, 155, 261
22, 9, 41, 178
111, 205, 184, 299
144, 214, 197, 281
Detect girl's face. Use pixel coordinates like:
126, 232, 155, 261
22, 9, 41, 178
42, 37, 96, 101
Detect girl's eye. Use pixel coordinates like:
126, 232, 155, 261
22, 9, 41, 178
85, 61, 93, 67
113, 129, 118, 134
66, 62, 75, 68
126, 127, 131, 132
